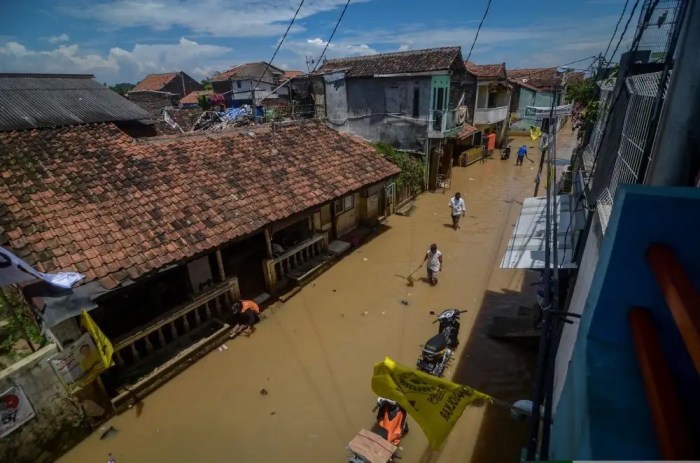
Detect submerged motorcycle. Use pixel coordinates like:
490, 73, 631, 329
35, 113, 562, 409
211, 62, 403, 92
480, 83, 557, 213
347, 398, 408, 463
416, 309, 466, 377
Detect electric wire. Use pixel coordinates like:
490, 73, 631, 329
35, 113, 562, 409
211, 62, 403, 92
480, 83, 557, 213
310, 0, 351, 73
465, 0, 494, 64
603, 0, 632, 63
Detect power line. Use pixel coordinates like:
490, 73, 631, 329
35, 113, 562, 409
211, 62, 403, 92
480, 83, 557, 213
602, 0, 631, 63
607, 0, 642, 64
253, 0, 305, 93
310, 0, 351, 73
465, 0, 494, 63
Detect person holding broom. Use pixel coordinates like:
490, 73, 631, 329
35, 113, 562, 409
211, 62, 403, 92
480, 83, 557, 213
423, 243, 443, 286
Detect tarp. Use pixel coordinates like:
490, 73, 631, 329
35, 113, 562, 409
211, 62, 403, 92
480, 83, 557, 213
81, 310, 114, 369
0, 247, 83, 289
0, 385, 35, 438
500, 194, 585, 269
371, 357, 491, 450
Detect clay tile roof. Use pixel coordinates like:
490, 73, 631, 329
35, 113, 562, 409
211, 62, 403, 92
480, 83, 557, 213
457, 123, 478, 140
283, 70, 304, 79
508, 68, 561, 91
180, 90, 213, 105
0, 122, 400, 290
133, 73, 179, 91
212, 62, 284, 82
465, 61, 506, 79
317, 47, 463, 77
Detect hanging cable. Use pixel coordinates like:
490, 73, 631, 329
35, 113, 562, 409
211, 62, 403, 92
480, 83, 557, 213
310, 0, 351, 73
252, 0, 305, 94
608, 0, 642, 64
464, 0, 494, 64
602, 0, 632, 63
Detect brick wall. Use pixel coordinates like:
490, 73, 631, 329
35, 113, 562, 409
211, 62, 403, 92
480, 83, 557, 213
0, 345, 90, 463
127, 91, 179, 116
162, 72, 205, 98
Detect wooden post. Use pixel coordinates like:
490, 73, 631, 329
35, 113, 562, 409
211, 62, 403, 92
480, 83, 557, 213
215, 249, 226, 282
264, 228, 274, 258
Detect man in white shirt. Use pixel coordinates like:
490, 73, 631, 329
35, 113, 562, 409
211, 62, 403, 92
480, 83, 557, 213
449, 192, 466, 230
422, 243, 443, 285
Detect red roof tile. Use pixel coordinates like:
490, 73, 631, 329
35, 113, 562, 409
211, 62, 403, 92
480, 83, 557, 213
212, 62, 284, 82
180, 90, 213, 105
465, 61, 506, 79
283, 70, 304, 79
508, 68, 561, 91
457, 123, 478, 140
133, 73, 178, 91
0, 122, 399, 290
318, 47, 464, 77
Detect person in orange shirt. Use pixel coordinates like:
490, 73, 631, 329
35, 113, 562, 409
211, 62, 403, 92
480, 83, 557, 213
230, 299, 260, 337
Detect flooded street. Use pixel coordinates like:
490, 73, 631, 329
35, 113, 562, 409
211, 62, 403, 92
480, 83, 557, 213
58, 132, 570, 463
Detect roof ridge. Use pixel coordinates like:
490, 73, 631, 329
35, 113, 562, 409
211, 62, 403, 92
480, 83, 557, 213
323, 46, 461, 63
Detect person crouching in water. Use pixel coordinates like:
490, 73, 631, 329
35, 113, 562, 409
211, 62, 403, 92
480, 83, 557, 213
423, 243, 443, 286
230, 299, 260, 337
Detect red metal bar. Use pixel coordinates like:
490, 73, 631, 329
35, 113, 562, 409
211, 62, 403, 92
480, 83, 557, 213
629, 307, 694, 459
646, 243, 700, 373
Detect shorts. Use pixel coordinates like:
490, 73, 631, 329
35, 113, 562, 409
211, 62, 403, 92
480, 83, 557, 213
451, 214, 461, 225
427, 268, 439, 280
239, 310, 259, 327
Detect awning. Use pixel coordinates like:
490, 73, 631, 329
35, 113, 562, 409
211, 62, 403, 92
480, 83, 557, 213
500, 194, 585, 269
457, 123, 478, 140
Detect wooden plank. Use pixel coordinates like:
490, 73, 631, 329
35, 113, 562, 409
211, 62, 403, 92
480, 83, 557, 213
646, 244, 700, 373
628, 307, 694, 459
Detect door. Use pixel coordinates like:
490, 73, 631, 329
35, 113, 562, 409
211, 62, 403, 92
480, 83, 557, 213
384, 183, 395, 217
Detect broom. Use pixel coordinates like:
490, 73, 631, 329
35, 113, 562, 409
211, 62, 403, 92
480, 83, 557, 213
406, 264, 423, 286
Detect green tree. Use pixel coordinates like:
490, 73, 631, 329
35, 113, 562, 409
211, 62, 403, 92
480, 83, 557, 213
374, 143, 424, 195
196, 94, 212, 110
566, 79, 599, 124
0, 287, 44, 361
109, 83, 135, 96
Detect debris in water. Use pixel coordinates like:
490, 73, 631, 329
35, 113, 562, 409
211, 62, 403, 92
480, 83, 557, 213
362, 257, 368, 262
332, 289, 336, 292
407, 293, 411, 296
400, 300, 409, 306
469, 177, 475, 181
429, 310, 436, 315
260, 388, 268, 396
362, 310, 368, 316
107, 453, 116, 463
381, 311, 387, 315
270, 411, 276, 415
340, 313, 345, 318
99, 426, 118, 440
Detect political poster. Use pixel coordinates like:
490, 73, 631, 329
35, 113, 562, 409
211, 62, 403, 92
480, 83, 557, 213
0, 385, 35, 438
48, 332, 105, 391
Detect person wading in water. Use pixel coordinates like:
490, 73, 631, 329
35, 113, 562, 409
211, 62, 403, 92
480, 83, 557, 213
422, 243, 443, 286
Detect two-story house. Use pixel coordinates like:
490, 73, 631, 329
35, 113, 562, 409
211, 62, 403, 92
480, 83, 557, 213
465, 61, 511, 146
315, 47, 474, 192
211, 62, 290, 107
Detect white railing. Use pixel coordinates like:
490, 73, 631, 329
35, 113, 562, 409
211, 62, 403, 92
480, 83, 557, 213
428, 109, 461, 137
474, 106, 509, 125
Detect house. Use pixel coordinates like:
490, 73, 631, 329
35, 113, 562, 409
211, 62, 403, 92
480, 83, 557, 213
465, 61, 511, 146
0, 119, 399, 406
315, 47, 475, 192
211, 62, 289, 106
180, 90, 213, 109
284, 70, 304, 79
0, 73, 153, 135
127, 71, 205, 115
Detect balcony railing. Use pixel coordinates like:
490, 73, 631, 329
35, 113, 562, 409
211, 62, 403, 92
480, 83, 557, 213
429, 109, 461, 137
112, 278, 237, 370
264, 233, 329, 289
474, 106, 509, 125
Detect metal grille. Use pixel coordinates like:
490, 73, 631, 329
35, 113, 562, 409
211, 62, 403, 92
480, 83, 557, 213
635, 0, 683, 63
597, 72, 663, 232
582, 79, 615, 174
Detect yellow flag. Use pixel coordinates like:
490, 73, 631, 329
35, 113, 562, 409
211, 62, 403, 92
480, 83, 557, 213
371, 357, 490, 450
529, 126, 542, 140
81, 310, 115, 369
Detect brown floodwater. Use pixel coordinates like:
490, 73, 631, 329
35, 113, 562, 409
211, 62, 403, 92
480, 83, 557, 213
58, 132, 572, 463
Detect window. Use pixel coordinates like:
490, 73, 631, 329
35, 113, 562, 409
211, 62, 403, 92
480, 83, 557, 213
236, 81, 242, 89
334, 194, 355, 215
412, 88, 420, 118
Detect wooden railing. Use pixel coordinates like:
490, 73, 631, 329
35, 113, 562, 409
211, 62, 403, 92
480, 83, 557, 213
112, 278, 238, 369
264, 233, 328, 289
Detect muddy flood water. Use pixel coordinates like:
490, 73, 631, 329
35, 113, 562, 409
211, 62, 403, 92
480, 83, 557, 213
58, 133, 569, 463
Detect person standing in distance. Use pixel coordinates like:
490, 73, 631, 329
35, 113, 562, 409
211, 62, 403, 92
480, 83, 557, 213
449, 192, 466, 230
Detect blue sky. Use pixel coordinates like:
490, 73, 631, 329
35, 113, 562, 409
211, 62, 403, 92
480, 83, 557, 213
0, 0, 634, 84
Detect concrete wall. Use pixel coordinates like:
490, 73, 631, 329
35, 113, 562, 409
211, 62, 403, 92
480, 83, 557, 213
326, 75, 431, 152
511, 89, 556, 131
0, 345, 89, 463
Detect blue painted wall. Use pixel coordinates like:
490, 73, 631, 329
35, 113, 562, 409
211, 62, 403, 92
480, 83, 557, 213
512, 88, 555, 131
551, 185, 700, 460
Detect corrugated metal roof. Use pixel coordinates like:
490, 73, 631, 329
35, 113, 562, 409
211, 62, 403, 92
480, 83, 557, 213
0, 74, 152, 131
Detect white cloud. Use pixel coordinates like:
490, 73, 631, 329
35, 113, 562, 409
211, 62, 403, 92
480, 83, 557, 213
398, 44, 411, 52
64, 0, 370, 38
0, 38, 234, 84
286, 37, 376, 63
46, 33, 70, 44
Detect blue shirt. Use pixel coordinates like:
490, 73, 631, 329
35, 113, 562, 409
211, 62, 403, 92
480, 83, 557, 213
517, 146, 527, 157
